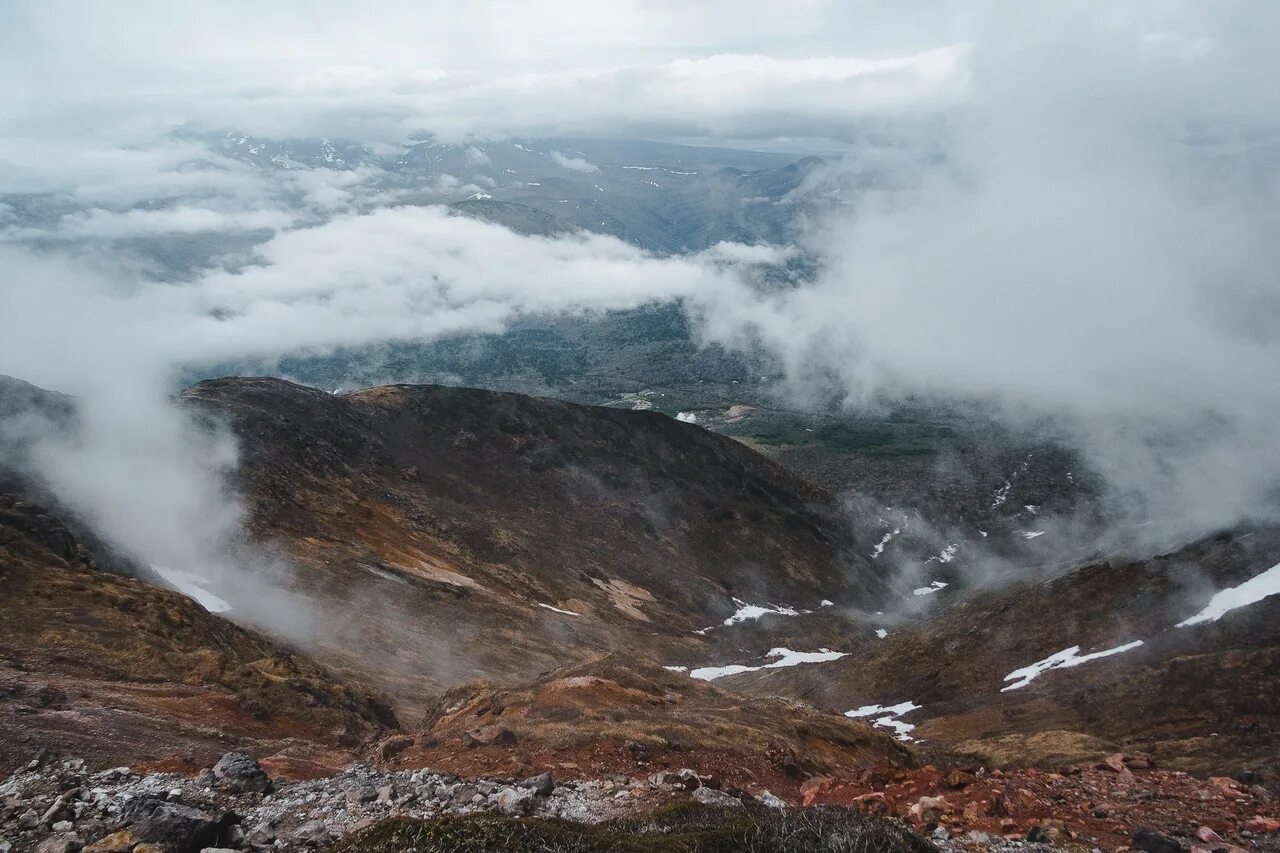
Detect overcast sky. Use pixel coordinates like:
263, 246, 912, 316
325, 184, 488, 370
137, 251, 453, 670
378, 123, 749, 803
0, 1, 983, 145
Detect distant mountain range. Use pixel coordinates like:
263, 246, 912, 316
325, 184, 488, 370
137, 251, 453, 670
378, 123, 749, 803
195, 131, 840, 251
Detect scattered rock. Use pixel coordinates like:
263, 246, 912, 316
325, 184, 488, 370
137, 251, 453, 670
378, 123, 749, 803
83, 832, 136, 853
123, 797, 238, 853
1132, 827, 1186, 853
1196, 826, 1224, 844
852, 791, 893, 817
648, 769, 701, 791
518, 772, 555, 796
292, 819, 332, 846
670, 769, 701, 791
908, 795, 950, 827
497, 787, 535, 816
35, 835, 82, 853
40, 795, 70, 826
691, 787, 741, 809
462, 725, 517, 747
799, 775, 834, 806
450, 784, 479, 806
345, 786, 377, 805
757, 791, 786, 809
944, 768, 976, 789
244, 823, 276, 846
1128, 752, 1155, 770
377, 735, 414, 761
211, 752, 272, 794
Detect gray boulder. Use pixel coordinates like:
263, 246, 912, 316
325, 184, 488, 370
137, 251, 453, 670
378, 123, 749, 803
122, 797, 238, 853
34, 835, 82, 853
691, 787, 742, 808
211, 752, 273, 794
518, 772, 555, 796
496, 787, 535, 816
292, 819, 332, 847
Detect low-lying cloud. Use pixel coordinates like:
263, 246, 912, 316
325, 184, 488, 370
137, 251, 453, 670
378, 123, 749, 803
550, 151, 600, 173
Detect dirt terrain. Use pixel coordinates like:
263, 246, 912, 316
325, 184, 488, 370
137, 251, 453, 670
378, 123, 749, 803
396, 653, 912, 800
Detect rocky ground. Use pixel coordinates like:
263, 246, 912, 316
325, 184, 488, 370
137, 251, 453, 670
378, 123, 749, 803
0, 749, 874, 853
798, 752, 1280, 852
4, 749, 1279, 852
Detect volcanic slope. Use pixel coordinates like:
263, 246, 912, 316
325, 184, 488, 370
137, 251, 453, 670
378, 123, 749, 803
0, 487, 397, 778
178, 378, 888, 715
717, 524, 1280, 777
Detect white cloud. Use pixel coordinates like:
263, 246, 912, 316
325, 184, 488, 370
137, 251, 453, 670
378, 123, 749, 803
550, 151, 600, 173
57, 206, 295, 238
688, 5, 1280, 547
0, 207, 757, 375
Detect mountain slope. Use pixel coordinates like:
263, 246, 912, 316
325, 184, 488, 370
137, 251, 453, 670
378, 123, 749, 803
179, 378, 886, 713
0, 490, 396, 777
718, 525, 1280, 776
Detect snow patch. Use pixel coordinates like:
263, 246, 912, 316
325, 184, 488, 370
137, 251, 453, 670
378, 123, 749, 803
689, 647, 847, 681
1177, 562, 1280, 627
1020, 530, 1046, 540
870, 529, 900, 559
688, 664, 755, 680
845, 701, 921, 741
150, 565, 231, 613
722, 599, 800, 626
675, 411, 697, 423
1001, 641, 1145, 691
875, 628, 888, 639
537, 602, 580, 616
763, 647, 847, 668
913, 581, 948, 596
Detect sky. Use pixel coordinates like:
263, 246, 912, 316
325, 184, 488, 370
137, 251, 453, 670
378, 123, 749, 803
1, 1, 973, 143
1, 1, 1279, 619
